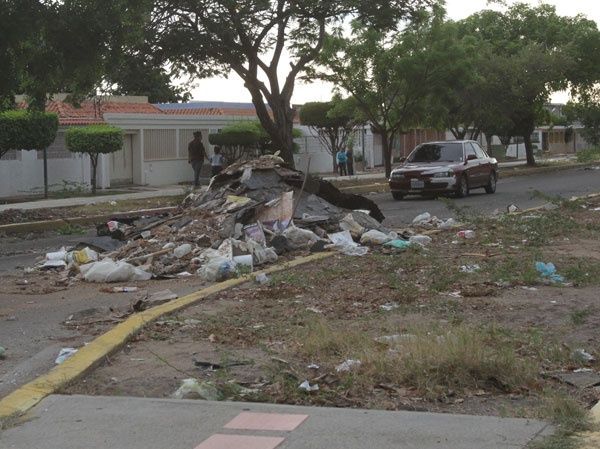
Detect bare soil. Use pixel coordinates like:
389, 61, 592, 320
65, 195, 600, 421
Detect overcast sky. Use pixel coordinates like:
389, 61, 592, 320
187, 0, 600, 104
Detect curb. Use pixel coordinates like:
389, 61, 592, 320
0, 206, 179, 235
0, 251, 336, 427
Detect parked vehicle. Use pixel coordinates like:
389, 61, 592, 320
388, 141, 498, 200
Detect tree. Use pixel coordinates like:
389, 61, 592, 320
0, 110, 58, 159
299, 95, 360, 172
66, 125, 123, 194
565, 89, 600, 147
313, 12, 462, 177
209, 121, 302, 164
143, 0, 438, 167
459, 4, 600, 165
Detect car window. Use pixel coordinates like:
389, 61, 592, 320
408, 142, 464, 163
472, 143, 487, 159
465, 143, 477, 160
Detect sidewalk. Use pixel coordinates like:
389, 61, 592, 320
1, 394, 550, 449
0, 186, 186, 212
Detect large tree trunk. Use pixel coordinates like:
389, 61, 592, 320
524, 133, 536, 166
382, 131, 392, 178
90, 155, 98, 195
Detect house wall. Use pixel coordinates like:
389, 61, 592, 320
0, 130, 92, 199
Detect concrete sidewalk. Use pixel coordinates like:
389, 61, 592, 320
0, 186, 186, 212
1, 394, 550, 449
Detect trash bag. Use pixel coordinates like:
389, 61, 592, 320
282, 225, 320, 249
172, 378, 222, 401
412, 212, 431, 225
409, 235, 432, 246
197, 256, 236, 282
82, 259, 152, 283
360, 230, 393, 245
328, 230, 369, 256
339, 213, 365, 238
384, 239, 412, 250
245, 239, 278, 265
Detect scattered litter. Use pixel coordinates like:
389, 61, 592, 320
456, 230, 475, 239
15, 279, 29, 286
521, 286, 538, 291
460, 264, 481, 273
55, 347, 78, 364
105, 286, 139, 293
360, 229, 394, 245
255, 273, 270, 284
448, 291, 463, 298
573, 349, 595, 364
507, 204, 520, 213
81, 259, 152, 283
375, 334, 416, 344
42, 248, 68, 269
109, 201, 117, 206
172, 379, 222, 401
282, 226, 320, 249
412, 212, 431, 225
535, 262, 565, 283
335, 359, 362, 373
384, 239, 412, 250
306, 307, 323, 314
328, 230, 369, 256
552, 370, 600, 389
380, 302, 400, 312
298, 380, 319, 392
177, 271, 193, 277
307, 363, 320, 370
439, 218, 457, 230
409, 235, 432, 246
174, 244, 193, 259
148, 289, 178, 303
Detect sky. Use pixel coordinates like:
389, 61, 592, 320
187, 0, 600, 105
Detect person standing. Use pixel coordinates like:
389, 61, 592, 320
210, 146, 225, 176
188, 131, 207, 187
346, 147, 354, 176
336, 148, 348, 176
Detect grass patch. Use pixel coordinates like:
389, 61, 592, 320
569, 308, 592, 326
530, 392, 594, 449
576, 147, 600, 163
56, 223, 86, 235
488, 253, 540, 285
561, 259, 600, 286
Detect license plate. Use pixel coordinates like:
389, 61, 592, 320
410, 179, 425, 189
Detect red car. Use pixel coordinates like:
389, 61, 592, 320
388, 140, 498, 200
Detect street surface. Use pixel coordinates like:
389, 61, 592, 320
0, 395, 550, 449
376, 167, 600, 225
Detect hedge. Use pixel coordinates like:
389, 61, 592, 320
0, 110, 59, 156
65, 125, 124, 155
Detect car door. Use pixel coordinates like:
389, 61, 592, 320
463, 143, 480, 186
472, 142, 491, 185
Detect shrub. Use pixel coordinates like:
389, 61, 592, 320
66, 125, 123, 193
0, 110, 58, 158
576, 147, 600, 163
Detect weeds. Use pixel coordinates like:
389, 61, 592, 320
576, 147, 600, 163
569, 308, 592, 326
56, 223, 86, 235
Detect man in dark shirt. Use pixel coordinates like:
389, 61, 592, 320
188, 131, 207, 187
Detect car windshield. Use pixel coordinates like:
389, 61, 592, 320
408, 143, 464, 163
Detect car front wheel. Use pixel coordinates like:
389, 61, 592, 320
392, 191, 404, 201
485, 172, 497, 194
456, 175, 469, 198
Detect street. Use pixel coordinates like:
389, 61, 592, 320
376, 166, 600, 225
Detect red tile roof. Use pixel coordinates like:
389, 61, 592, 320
18, 100, 163, 126
164, 106, 300, 123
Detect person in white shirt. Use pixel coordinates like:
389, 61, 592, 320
210, 146, 225, 176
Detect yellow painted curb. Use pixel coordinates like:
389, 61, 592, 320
0, 251, 335, 426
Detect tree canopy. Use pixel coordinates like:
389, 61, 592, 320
141, 0, 439, 167
0, 110, 58, 159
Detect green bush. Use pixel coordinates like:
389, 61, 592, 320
66, 125, 123, 193
66, 125, 123, 155
576, 147, 600, 163
0, 110, 58, 158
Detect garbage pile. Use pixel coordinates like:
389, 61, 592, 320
38, 155, 388, 283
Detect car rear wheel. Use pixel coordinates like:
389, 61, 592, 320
485, 172, 497, 194
392, 191, 404, 201
456, 175, 469, 198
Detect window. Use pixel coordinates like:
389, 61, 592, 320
465, 143, 477, 160
408, 142, 464, 163
472, 143, 487, 159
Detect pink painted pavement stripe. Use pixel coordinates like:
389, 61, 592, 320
224, 412, 309, 431
194, 434, 285, 449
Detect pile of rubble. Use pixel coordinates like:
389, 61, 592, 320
39, 155, 389, 283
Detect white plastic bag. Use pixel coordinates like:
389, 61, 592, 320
412, 212, 431, 225
83, 259, 152, 283
360, 229, 393, 245
197, 256, 236, 282
409, 235, 432, 246
282, 225, 320, 249
328, 231, 369, 256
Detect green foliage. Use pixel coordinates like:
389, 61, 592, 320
0, 110, 58, 158
565, 90, 600, 147
66, 125, 123, 156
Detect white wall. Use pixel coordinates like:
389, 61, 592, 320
0, 149, 91, 198
143, 159, 194, 185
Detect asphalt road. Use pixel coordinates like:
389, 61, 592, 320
375, 167, 600, 226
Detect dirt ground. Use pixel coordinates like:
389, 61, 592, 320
64, 195, 600, 425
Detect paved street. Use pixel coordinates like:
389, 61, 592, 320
376, 167, 600, 226
0, 395, 550, 449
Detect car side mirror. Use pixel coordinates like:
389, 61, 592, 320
399, 157, 406, 163
467, 154, 477, 161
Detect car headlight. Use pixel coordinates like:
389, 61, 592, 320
432, 171, 454, 178
391, 172, 404, 179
